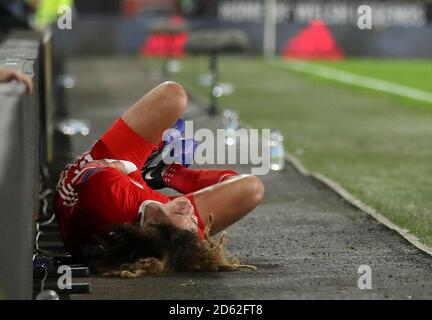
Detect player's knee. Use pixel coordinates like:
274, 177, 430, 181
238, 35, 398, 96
159, 81, 187, 115
242, 175, 265, 207
160, 81, 186, 98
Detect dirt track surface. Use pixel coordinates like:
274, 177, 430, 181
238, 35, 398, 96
65, 57, 432, 299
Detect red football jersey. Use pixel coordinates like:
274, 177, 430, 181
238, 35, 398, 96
55, 118, 204, 256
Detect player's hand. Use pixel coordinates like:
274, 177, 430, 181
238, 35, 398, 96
0, 68, 33, 94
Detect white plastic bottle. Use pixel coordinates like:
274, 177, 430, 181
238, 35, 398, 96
270, 129, 285, 171
223, 109, 239, 146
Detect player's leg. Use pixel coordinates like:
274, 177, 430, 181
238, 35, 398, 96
144, 162, 239, 193
191, 175, 265, 236
92, 81, 188, 176
121, 81, 188, 144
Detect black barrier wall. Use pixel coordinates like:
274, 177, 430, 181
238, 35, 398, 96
0, 34, 41, 300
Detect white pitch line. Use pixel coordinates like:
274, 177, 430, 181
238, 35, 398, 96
270, 59, 432, 255
284, 152, 432, 257
273, 59, 432, 104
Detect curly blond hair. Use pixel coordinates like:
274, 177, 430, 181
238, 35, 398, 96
92, 216, 256, 278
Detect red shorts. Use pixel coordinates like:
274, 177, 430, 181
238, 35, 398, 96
55, 118, 204, 255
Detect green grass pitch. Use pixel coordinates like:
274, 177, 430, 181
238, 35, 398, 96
146, 57, 432, 247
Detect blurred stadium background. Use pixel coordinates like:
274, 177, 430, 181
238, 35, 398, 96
1, 0, 432, 300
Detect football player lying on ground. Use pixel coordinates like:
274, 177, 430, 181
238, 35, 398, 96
55, 81, 265, 277
0, 67, 33, 93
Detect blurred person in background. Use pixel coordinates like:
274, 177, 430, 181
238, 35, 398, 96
0, 0, 74, 33
0, 0, 33, 33
30, 0, 73, 30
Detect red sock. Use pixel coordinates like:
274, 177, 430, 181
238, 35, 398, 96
151, 140, 165, 154
163, 164, 238, 194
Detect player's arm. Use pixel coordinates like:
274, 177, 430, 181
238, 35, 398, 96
72, 159, 138, 186
0, 68, 33, 94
